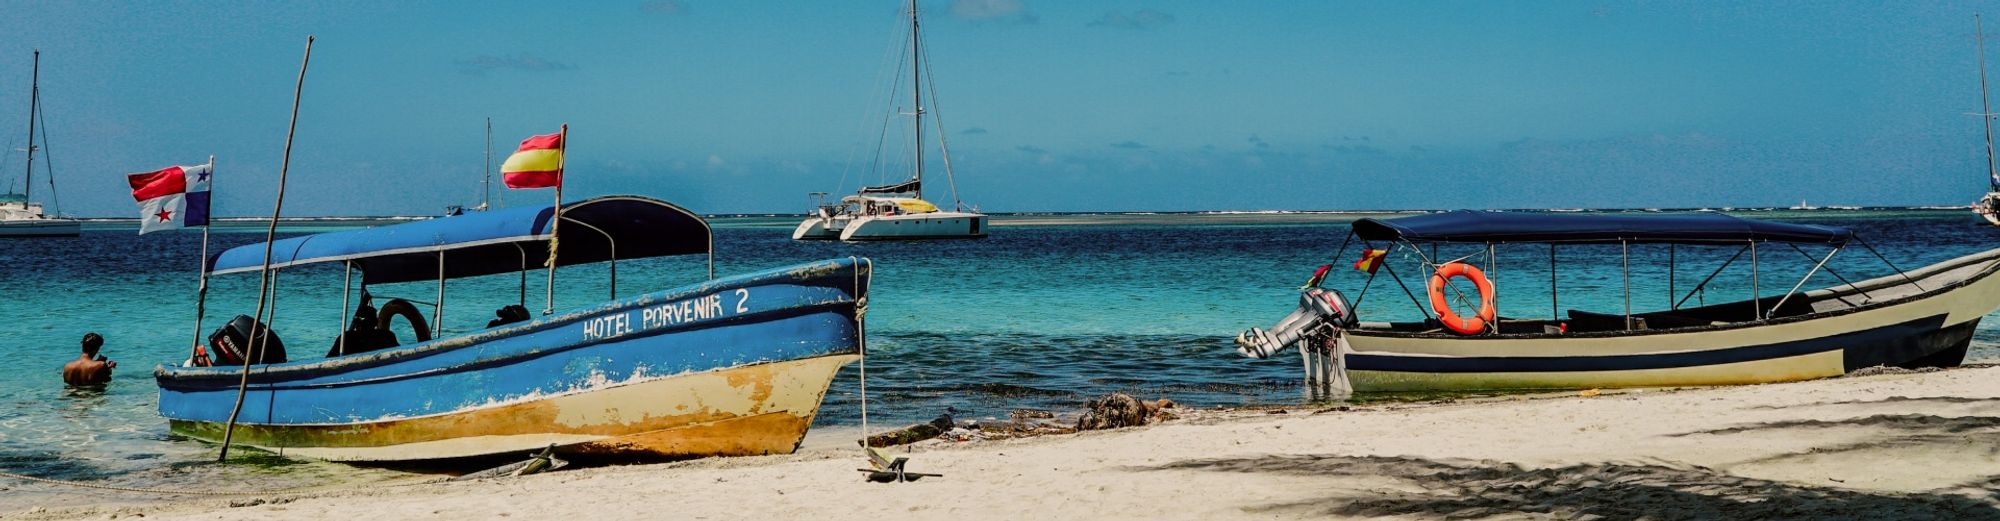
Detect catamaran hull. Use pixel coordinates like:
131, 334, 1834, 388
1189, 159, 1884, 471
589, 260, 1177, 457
156, 258, 870, 462
836, 212, 987, 241
1341, 248, 2000, 393
0, 219, 79, 237
792, 216, 846, 240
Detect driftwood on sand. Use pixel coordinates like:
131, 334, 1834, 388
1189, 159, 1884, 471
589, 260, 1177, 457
1075, 393, 1176, 431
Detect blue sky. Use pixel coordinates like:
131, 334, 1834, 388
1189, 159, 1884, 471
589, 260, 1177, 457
1, 1, 1996, 216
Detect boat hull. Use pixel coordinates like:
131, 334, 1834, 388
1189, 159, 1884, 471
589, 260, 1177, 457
836, 212, 987, 241
156, 258, 870, 462
1340, 248, 2000, 393
0, 219, 79, 237
792, 216, 845, 240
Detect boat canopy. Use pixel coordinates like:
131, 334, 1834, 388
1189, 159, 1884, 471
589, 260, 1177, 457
858, 178, 920, 195
1352, 210, 1854, 246
208, 195, 711, 284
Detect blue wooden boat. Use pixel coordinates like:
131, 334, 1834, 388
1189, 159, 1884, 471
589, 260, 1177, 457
1240, 211, 2000, 393
155, 195, 869, 462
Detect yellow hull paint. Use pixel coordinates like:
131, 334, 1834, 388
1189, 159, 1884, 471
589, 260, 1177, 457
1349, 350, 1845, 392
171, 354, 857, 462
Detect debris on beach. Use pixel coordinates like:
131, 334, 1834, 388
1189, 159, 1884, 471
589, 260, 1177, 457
1846, 365, 1944, 378
450, 444, 568, 481
1075, 393, 1177, 431
864, 414, 956, 447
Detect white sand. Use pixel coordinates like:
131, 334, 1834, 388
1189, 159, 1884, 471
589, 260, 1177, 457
23, 366, 2000, 520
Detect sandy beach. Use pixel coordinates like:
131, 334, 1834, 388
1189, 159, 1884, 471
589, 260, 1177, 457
14, 365, 2000, 520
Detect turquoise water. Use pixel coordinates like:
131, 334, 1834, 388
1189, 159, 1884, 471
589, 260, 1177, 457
3, 209, 1999, 504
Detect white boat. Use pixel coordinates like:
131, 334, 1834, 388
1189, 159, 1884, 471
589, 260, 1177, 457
1, 50, 78, 238
794, 0, 987, 241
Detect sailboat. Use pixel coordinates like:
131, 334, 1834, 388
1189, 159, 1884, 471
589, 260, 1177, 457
445, 118, 496, 217
1972, 16, 2000, 226
793, 0, 988, 241
0, 50, 79, 238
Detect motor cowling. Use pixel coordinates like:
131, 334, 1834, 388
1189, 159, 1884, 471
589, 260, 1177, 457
1235, 288, 1355, 359
203, 315, 288, 366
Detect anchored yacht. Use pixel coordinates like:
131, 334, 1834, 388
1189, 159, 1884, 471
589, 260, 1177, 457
794, 0, 987, 241
1, 50, 78, 238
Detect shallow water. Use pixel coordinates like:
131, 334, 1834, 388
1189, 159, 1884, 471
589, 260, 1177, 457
2, 209, 1998, 505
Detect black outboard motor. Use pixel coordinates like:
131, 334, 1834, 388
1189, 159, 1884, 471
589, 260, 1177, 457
207, 315, 287, 366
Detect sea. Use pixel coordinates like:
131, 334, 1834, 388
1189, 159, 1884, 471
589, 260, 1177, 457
2, 208, 1998, 507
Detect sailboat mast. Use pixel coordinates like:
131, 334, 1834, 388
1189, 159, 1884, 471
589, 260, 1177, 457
483, 117, 492, 209
1980, 15, 1999, 191
22, 50, 39, 205
909, 0, 924, 199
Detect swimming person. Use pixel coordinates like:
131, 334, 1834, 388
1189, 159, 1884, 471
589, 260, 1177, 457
61, 333, 115, 386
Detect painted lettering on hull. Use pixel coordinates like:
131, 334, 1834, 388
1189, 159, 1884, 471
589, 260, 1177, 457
583, 292, 739, 342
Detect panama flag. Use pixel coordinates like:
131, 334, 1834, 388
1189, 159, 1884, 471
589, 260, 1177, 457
501, 130, 563, 189
129, 163, 212, 235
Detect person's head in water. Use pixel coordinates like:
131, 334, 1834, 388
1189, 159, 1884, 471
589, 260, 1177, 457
81, 333, 103, 358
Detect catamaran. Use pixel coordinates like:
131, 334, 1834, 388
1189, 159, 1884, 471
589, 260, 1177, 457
1972, 16, 2000, 226
793, 0, 987, 241
156, 195, 871, 462
1, 50, 79, 238
1237, 211, 2000, 396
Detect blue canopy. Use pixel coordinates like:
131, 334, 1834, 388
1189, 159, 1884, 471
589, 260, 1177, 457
209, 195, 711, 284
1352, 210, 1854, 246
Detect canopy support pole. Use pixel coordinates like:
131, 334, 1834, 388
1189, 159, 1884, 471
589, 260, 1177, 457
1668, 244, 1676, 310
1751, 240, 1761, 321
514, 243, 528, 306
1379, 253, 1433, 321
1622, 239, 1632, 331
1550, 244, 1557, 321
1675, 244, 1749, 309
220, 35, 312, 463
1487, 242, 1499, 335
1767, 247, 1839, 320
562, 216, 618, 300
434, 251, 446, 338
1856, 236, 1925, 292
337, 261, 351, 356
1786, 243, 1870, 302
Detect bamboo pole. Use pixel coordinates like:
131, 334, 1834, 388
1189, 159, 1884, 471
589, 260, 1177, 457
542, 124, 566, 315
219, 36, 313, 462
187, 156, 215, 364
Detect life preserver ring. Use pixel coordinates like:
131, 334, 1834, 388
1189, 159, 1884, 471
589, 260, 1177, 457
1428, 262, 1496, 335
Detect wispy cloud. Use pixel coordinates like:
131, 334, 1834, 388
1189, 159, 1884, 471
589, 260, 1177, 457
641, 0, 687, 15
1110, 141, 1148, 150
1016, 145, 1047, 154
960, 127, 989, 135
951, 0, 1038, 24
1088, 9, 1175, 30
455, 54, 577, 75
1323, 144, 1386, 155
1247, 134, 1270, 149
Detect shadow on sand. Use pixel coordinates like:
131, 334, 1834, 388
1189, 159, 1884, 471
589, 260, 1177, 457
1138, 454, 2000, 520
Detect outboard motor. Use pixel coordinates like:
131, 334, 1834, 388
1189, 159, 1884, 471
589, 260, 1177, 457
1235, 288, 1355, 359
205, 315, 287, 366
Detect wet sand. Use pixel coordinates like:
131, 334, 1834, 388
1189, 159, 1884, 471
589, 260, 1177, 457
19, 365, 2000, 520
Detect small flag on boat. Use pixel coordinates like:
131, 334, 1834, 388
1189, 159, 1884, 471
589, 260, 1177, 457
501, 131, 564, 189
1353, 248, 1388, 274
128, 163, 212, 235
1301, 264, 1332, 290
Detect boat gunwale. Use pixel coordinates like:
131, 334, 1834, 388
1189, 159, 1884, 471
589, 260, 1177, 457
1346, 246, 2000, 342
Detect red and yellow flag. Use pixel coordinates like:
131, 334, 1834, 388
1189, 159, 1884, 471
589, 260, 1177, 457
1353, 248, 1388, 274
501, 131, 563, 189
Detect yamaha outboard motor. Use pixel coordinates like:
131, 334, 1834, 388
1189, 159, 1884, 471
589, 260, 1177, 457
207, 315, 288, 366
1235, 288, 1355, 359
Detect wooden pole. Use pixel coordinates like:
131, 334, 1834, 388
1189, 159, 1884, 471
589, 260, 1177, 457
187, 156, 215, 364
543, 124, 566, 315
219, 35, 313, 462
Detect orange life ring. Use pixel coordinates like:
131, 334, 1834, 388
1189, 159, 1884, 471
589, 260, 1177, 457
1428, 262, 1496, 335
